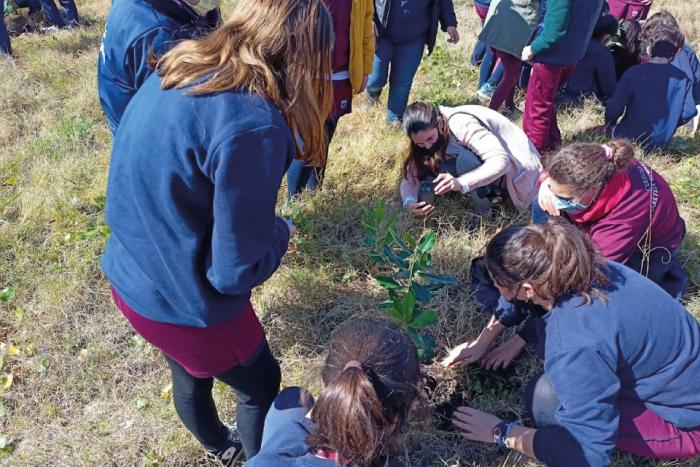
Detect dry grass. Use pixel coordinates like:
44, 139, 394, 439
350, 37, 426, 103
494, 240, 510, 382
0, 0, 698, 465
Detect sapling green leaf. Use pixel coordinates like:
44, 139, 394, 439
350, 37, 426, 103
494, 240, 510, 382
409, 309, 438, 329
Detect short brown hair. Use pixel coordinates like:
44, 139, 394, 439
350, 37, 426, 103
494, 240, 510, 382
154, 0, 334, 167
642, 10, 685, 59
484, 221, 610, 306
307, 317, 422, 467
546, 139, 635, 198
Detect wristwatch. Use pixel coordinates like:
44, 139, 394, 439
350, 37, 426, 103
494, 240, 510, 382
493, 420, 515, 448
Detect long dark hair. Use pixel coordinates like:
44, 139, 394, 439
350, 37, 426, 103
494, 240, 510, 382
401, 102, 450, 181
307, 317, 422, 467
484, 221, 610, 306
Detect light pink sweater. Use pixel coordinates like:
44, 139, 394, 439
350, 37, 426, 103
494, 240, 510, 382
400, 105, 542, 209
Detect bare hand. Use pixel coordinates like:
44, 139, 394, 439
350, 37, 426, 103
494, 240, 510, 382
409, 201, 435, 216
442, 339, 489, 367
521, 45, 534, 62
537, 179, 560, 217
433, 173, 463, 196
446, 26, 460, 44
453, 406, 502, 444
481, 334, 526, 370
360, 74, 369, 93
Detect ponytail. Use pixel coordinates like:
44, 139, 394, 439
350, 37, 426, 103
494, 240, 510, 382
306, 318, 421, 467
547, 139, 635, 197
309, 365, 390, 466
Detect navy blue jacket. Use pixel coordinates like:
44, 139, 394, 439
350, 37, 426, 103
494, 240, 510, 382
373, 0, 457, 54
606, 62, 696, 149
531, 0, 603, 66
562, 39, 617, 101
532, 262, 700, 466
101, 74, 294, 327
672, 43, 700, 104
97, 0, 219, 133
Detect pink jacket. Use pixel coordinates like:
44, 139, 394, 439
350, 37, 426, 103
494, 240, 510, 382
400, 105, 542, 209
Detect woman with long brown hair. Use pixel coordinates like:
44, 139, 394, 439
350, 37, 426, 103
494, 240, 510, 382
246, 317, 422, 467
400, 102, 541, 218
445, 221, 700, 466
100, 0, 333, 464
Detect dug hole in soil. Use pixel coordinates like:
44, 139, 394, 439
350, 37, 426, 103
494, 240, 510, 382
423, 361, 521, 432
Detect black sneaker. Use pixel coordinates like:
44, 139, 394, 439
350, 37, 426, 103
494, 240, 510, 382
206, 426, 244, 466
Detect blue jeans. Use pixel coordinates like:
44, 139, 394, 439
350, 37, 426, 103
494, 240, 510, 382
38, 0, 79, 27
478, 47, 504, 89
366, 36, 425, 122
0, 0, 11, 56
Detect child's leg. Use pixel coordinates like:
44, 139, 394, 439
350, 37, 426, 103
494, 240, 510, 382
386, 37, 425, 122
37, 0, 67, 27
489, 51, 522, 111
58, 0, 78, 24
366, 37, 393, 102
616, 397, 700, 459
523, 62, 567, 152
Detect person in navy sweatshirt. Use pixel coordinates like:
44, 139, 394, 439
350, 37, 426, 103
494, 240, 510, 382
445, 221, 700, 467
606, 26, 696, 149
521, 0, 604, 152
558, 14, 618, 105
97, 0, 221, 133
246, 317, 421, 467
101, 0, 334, 464
368, 0, 460, 122
642, 11, 700, 133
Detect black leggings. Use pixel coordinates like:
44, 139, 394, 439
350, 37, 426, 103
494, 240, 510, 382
164, 342, 281, 458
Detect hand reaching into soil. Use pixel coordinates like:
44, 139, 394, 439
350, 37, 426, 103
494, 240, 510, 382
441, 339, 490, 367
452, 406, 502, 443
480, 334, 527, 370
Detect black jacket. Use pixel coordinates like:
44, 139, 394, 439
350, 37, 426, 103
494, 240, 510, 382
373, 0, 457, 55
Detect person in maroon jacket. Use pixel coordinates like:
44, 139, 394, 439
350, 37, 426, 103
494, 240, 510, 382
481, 138, 687, 374
536, 139, 687, 298
607, 0, 652, 21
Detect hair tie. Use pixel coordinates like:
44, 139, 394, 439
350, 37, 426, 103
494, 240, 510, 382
601, 144, 614, 161
343, 360, 363, 372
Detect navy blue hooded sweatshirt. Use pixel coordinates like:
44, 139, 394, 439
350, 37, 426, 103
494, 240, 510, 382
562, 39, 617, 101
606, 62, 696, 149
101, 73, 294, 327
97, 0, 219, 133
531, 262, 700, 466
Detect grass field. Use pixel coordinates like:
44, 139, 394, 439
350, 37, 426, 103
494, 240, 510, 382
0, 0, 699, 465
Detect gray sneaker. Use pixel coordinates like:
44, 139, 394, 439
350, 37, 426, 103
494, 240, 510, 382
206, 426, 244, 466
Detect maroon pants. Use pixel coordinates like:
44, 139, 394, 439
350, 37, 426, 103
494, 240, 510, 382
523, 62, 576, 152
617, 397, 700, 459
607, 0, 651, 21
490, 50, 521, 111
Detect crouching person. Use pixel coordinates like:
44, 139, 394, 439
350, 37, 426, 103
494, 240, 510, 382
400, 102, 541, 219
246, 317, 422, 467
444, 221, 700, 466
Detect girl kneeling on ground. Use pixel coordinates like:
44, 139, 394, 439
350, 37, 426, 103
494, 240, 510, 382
400, 102, 542, 218
245, 317, 422, 467
536, 139, 687, 298
445, 221, 700, 466
101, 0, 333, 463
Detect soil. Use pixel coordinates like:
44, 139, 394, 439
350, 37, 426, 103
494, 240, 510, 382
424, 364, 522, 432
